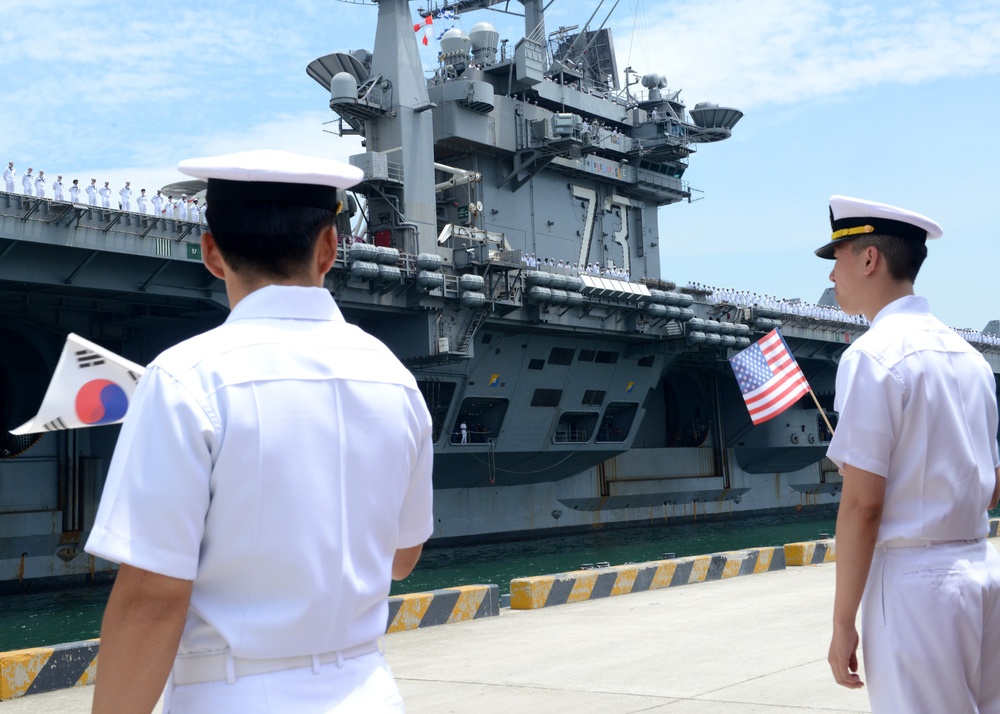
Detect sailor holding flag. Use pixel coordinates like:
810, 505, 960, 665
819, 196, 1000, 713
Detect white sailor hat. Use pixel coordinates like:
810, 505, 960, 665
816, 195, 942, 259
177, 149, 363, 213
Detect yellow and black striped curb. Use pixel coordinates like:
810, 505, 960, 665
0, 639, 98, 701
509, 547, 784, 610
784, 539, 836, 566
386, 584, 499, 633
783, 519, 1000, 567
0, 586, 498, 700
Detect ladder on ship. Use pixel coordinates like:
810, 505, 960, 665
456, 306, 491, 355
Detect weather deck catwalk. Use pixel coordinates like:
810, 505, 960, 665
2, 0, 1000, 589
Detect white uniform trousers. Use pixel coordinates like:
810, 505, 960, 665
163, 650, 404, 713
862, 539, 1000, 714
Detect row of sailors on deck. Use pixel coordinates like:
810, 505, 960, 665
689, 282, 1000, 345
688, 282, 870, 326
520, 253, 631, 280
4, 161, 206, 223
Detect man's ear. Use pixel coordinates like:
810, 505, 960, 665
315, 225, 339, 276
201, 232, 227, 280
862, 245, 880, 276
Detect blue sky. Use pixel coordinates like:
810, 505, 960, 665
3, 0, 999, 331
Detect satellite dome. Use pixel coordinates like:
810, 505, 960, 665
330, 72, 359, 102
440, 28, 471, 59
469, 23, 499, 53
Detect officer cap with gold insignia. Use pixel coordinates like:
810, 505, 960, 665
816, 195, 943, 259
177, 149, 363, 213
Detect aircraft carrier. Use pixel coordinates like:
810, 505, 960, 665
2, 0, 999, 589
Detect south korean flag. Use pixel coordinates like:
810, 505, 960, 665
10, 334, 146, 435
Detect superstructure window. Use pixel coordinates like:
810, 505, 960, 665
582, 390, 606, 406
578, 350, 596, 362
595, 351, 619, 364
528, 359, 545, 370
531, 389, 563, 407
548, 347, 574, 365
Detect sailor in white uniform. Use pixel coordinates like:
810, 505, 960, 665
821, 195, 1000, 713
98, 181, 112, 208
69, 179, 80, 204
86, 149, 433, 714
3, 162, 14, 192
34, 170, 46, 198
151, 190, 163, 216
119, 182, 132, 211
53, 175, 64, 201
86, 179, 98, 206
22, 168, 33, 196
137, 189, 147, 214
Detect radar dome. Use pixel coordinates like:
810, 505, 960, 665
440, 28, 471, 59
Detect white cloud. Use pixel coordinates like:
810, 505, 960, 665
612, 0, 1000, 110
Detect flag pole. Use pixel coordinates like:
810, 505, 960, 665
807, 388, 835, 436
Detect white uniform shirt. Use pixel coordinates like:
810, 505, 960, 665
119, 186, 131, 210
137, 194, 147, 213
98, 186, 111, 207
3, 165, 14, 191
53, 179, 63, 201
34, 175, 45, 198
827, 295, 1000, 543
151, 194, 163, 214
69, 185, 80, 203
86, 285, 434, 660
86, 183, 98, 205
22, 172, 33, 195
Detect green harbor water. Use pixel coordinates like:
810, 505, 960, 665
0, 510, 839, 652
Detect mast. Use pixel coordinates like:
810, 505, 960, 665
366, 0, 437, 253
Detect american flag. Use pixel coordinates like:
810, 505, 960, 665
728, 328, 810, 425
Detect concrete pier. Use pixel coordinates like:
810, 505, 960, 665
3, 556, 872, 713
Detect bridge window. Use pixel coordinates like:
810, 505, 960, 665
595, 351, 619, 364
578, 350, 596, 362
528, 359, 545, 370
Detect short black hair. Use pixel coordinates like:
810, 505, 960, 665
206, 200, 338, 278
849, 233, 927, 283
